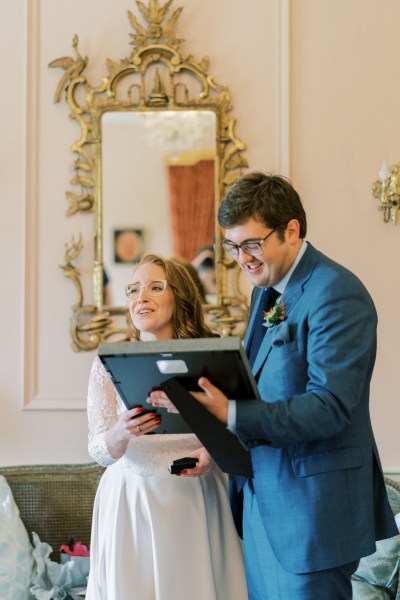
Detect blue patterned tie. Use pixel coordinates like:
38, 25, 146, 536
248, 287, 279, 366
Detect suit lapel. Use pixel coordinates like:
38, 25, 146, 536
252, 326, 274, 375
244, 287, 263, 353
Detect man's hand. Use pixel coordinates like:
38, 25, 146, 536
147, 377, 229, 424
192, 377, 229, 425
147, 390, 179, 413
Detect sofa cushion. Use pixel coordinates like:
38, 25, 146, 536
0, 475, 35, 599
352, 577, 392, 600
352, 512, 400, 598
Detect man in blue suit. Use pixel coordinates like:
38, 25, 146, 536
195, 172, 397, 599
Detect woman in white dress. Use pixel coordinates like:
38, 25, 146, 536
86, 254, 248, 600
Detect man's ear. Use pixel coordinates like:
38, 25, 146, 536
285, 219, 301, 242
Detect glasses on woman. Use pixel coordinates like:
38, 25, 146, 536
221, 228, 276, 257
125, 279, 168, 299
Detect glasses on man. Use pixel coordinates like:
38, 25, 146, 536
125, 279, 168, 299
221, 228, 276, 257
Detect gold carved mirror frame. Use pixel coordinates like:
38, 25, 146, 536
50, 0, 249, 352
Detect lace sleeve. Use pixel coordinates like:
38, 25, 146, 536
87, 356, 122, 466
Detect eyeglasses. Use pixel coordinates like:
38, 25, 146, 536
221, 228, 277, 257
125, 279, 168, 299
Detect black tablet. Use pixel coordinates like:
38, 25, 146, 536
98, 336, 259, 435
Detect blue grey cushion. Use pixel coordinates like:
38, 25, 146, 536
352, 512, 400, 599
352, 578, 392, 600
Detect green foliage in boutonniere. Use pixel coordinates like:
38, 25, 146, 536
263, 300, 286, 328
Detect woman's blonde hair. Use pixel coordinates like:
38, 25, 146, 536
128, 253, 215, 341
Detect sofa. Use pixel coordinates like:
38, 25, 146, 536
0, 462, 104, 599
0, 462, 398, 599
0, 462, 104, 562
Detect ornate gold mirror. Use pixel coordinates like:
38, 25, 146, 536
50, 0, 249, 351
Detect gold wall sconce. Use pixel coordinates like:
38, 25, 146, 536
372, 163, 400, 224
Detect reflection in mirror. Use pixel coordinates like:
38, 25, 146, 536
191, 245, 216, 303
102, 111, 217, 307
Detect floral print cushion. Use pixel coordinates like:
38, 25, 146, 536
352, 578, 393, 600
352, 512, 400, 600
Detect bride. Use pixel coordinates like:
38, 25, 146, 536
85, 253, 248, 600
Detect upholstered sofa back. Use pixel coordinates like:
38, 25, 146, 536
0, 462, 104, 562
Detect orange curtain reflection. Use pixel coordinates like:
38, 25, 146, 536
167, 160, 215, 261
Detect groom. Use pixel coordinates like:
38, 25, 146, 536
194, 172, 397, 599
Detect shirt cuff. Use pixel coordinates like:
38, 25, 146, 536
227, 400, 237, 433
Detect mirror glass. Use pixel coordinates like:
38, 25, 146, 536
102, 110, 217, 307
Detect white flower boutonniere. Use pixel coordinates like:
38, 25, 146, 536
263, 300, 287, 328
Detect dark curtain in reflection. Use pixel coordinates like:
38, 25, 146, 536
167, 160, 215, 261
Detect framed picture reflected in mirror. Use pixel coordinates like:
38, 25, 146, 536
113, 228, 144, 264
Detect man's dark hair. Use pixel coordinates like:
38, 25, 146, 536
218, 172, 307, 239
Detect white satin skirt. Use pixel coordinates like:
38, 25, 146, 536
86, 436, 248, 600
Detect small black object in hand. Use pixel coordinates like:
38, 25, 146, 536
168, 457, 199, 474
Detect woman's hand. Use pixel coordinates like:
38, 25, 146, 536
147, 390, 179, 413
177, 447, 213, 478
105, 407, 161, 459
123, 406, 161, 437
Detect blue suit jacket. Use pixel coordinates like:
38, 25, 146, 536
231, 243, 397, 574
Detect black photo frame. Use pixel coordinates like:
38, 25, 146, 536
98, 337, 257, 476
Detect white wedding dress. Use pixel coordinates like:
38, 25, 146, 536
85, 357, 248, 600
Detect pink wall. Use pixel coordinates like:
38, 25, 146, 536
0, 0, 398, 475
290, 0, 400, 471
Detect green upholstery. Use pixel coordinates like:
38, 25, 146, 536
0, 463, 104, 562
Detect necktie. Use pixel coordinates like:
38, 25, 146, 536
248, 287, 279, 366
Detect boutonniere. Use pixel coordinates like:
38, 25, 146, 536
263, 300, 286, 328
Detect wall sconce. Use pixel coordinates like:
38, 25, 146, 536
372, 162, 400, 224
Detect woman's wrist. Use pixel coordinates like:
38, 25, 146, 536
105, 427, 130, 459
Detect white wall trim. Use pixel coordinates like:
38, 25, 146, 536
23, 396, 87, 411
23, 0, 40, 410
23, 0, 84, 411
383, 470, 400, 483
275, 0, 290, 176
